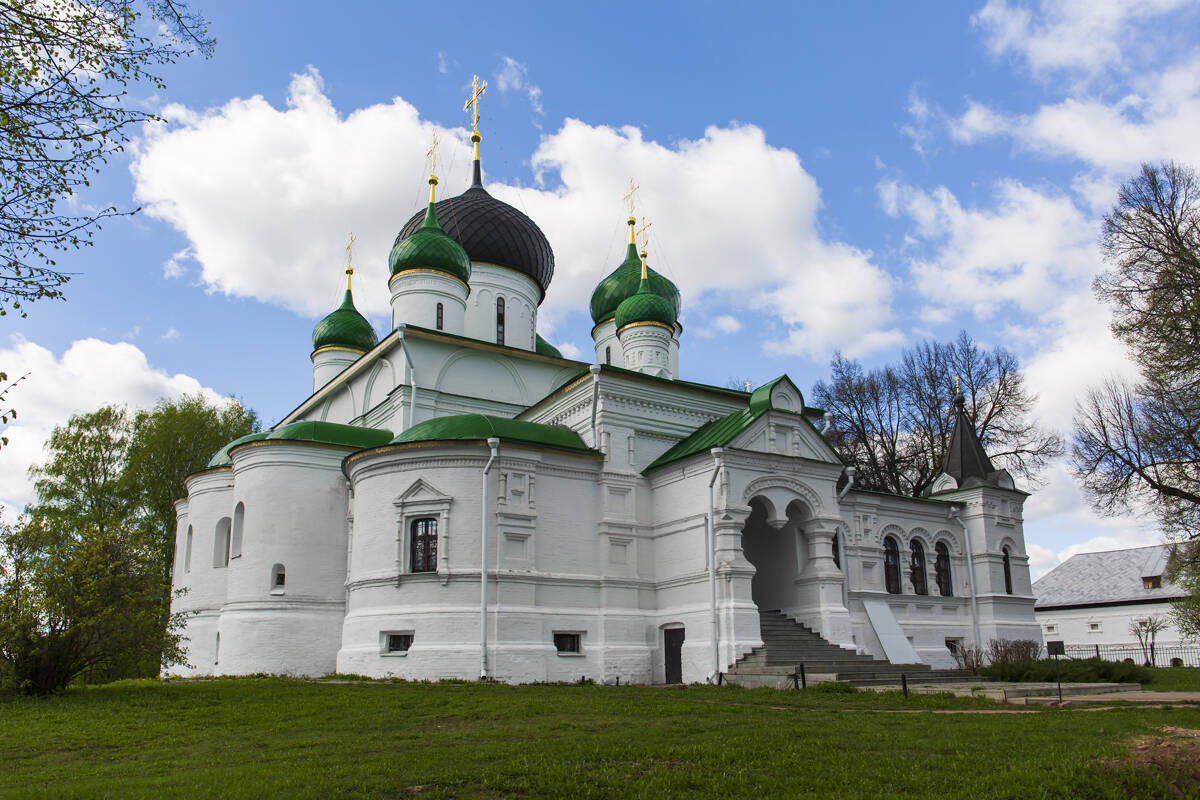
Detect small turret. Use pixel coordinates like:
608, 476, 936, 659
928, 384, 1015, 494
614, 243, 676, 378
312, 242, 377, 391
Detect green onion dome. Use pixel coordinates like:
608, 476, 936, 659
614, 272, 678, 333
590, 239, 681, 325
312, 287, 378, 353
534, 333, 563, 359
389, 200, 471, 284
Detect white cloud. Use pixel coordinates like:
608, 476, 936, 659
0, 336, 228, 510
131, 73, 900, 362
436, 52, 448, 75
495, 56, 544, 119
949, 98, 1009, 143
161, 327, 180, 341
163, 247, 191, 279
554, 341, 582, 360
972, 0, 1195, 80
714, 315, 742, 334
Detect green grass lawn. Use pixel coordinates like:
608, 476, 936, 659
2, 678, 1199, 799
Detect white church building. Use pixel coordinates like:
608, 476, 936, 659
169, 114, 1040, 684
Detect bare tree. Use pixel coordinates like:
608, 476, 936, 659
813, 332, 1062, 496
0, 1, 214, 316
1129, 615, 1168, 666
1071, 162, 1200, 544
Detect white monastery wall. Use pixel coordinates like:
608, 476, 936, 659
1035, 603, 1189, 656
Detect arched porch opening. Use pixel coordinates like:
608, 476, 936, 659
740, 496, 814, 613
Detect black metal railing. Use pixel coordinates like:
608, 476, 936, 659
1038, 642, 1200, 667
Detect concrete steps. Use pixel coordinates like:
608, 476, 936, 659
726, 610, 977, 688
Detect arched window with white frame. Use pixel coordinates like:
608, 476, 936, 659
231, 502, 245, 559
213, 517, 231, 568
934, 541, 953, 597
909, 539, 928, 595
883, 536, 901, 594
1002, 546, 1014, 595
496, 297, 505, 345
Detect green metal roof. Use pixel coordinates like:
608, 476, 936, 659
389, 201, 472, 283
590, 241, 681, 324
393, 414, 594, 453
265, 421, 393, 449
534, 333, 563, 359
207, 432, 268, 468
312, 288, 378, 353
644, 376, 817, 473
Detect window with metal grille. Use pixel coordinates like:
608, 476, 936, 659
909, 540, 928, 595
410, 518, 437, 572
496, 297, 505, 345
436, 302, 444, 330
387, 633, 413, 653
553, 632, 581, 654
832, 534, 840, 569
883, 536, 901, 595
605, 346, 611, 365
934, 542, 953, 597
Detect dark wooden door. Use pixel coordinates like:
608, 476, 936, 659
664, 628, 684, 684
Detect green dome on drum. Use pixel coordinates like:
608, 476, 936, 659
590, 239, 680, 325
614, 259, 678, 332
312, 287, 378, 353
389, 199, 471, 284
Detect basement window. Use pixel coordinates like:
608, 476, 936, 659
553, 632, 582, 655
382, 632, 413, 655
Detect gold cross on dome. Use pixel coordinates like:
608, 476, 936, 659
623, 178, 640, 218
954, 375, 960, 394
426, 132, 441, 175
344, 231, 356, 274
635, 216, 653, 250
464, 74, 487, 131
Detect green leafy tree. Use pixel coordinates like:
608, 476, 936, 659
124, 393, 258, 588
0, 407, 185, 694
812, 331, 1062, 496
0, 0, 213, 315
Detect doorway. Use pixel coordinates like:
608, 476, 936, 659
664, 628, 684, 684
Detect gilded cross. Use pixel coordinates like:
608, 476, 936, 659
426, 132, 441, 175
344, 231, 356, 276
464, 74, 488, 131
636, 216, 653, 250
623, 178, 640, 218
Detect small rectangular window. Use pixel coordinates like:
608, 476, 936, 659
1143, 576, 1162, 589
386, 633, 413, 654
553, 632, 581, 655
1088, 622, 1102, 632
1045, 624, 1057, 634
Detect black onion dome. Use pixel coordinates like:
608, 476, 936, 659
396, 163, 554, 299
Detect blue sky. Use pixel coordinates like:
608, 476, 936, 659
4, 0, 1199, 575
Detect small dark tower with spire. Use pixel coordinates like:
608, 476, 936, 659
930, 388, 1015, 494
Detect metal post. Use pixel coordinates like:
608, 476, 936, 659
901, 673, 909, 698
1055, 653, 1062, 705
800, 663, 807, 689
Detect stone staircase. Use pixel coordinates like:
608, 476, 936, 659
726, 610, 977, 688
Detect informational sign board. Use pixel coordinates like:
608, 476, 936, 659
1047, 640, 1065, 656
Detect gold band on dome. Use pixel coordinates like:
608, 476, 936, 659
617, 320, 673, 334
389, 268, 470, 290
312, 345, 368, 357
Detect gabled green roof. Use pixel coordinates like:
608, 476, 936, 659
644, 376, 824, 473
265, 421, 393, 449
393, 414, 594, 454
208, 432, 268, 468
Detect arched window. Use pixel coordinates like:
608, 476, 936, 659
436, 302, 444, 331
909, 540, 928, 595
411, 518, 437, 573
184, 525, 193, 573
270, 563, 285, 592
213, 517, 231, 568
883, 536, 901, 594
935, 542, 953, 597
1002, 546, 1014, 595
605, 346, 611, 365
832, 534, 841, 569
496, 297, 505, 345
230, 502, 245, 559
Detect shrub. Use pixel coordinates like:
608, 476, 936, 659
808, 680, 856, 694
953, 644, 985, 674
980, 657, 1152, 685
987, 639, 1041, 664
